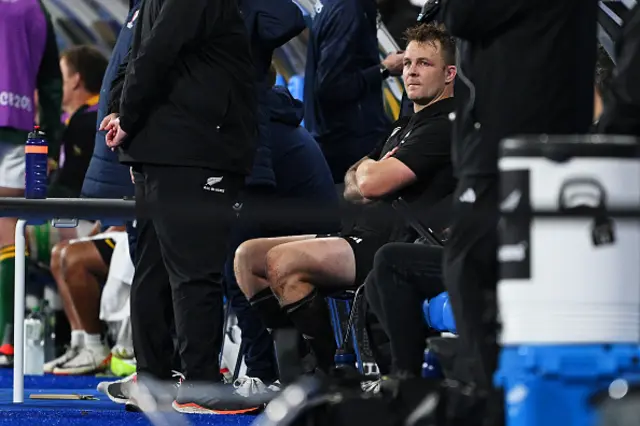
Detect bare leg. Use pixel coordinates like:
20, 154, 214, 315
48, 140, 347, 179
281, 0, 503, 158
50, 241, 81, 330
0, 187, 23, 348
234, 235, 315, 299
263, 237, 357, 371
0, 188, 22, 248
51, 241, 108, 334
266, 237, 356, 305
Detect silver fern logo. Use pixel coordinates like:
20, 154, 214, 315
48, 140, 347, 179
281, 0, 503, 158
203, 177, 225, 193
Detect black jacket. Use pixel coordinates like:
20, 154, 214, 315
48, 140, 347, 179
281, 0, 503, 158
113, 0, 258, 175
598, 4, 640, 136
442, 0, 597, 177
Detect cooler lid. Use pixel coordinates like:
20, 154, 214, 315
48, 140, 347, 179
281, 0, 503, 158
500, 135, 640, 162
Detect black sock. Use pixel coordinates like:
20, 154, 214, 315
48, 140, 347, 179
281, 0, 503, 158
284, 290, 337, 372
249, 288, 293, 330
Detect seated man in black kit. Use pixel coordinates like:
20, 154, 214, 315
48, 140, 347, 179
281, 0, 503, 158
365, 242, 446, 380
234, 23, 457, 374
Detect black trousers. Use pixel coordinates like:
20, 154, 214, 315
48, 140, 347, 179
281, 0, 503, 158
365, 243, 445, 376
130, 164, 243, 382
443, 176, 499, 391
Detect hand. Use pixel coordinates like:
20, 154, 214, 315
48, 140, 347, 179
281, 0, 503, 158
130, 167, 135, 184
381, 146, 399, 160
105, 118, 128, 151
47, 158, 58, 176
382, 52, 404, 76
99, 113, 119, 131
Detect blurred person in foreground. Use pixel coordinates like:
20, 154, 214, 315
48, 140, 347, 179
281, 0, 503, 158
411, 0, 597, 424
103, 0, 258, 414
598, 4, 640, 136
593, 45, 615, 125
0, 0, 62, 366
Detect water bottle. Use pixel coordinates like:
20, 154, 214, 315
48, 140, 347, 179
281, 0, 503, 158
24, 307, 45, 375
334, 348, 356, 370
25, 126, 48, 199
422, 349, 443, 379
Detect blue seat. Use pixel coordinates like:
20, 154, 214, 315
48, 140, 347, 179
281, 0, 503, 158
422, 292, 456, 378
423, 292, 456, 334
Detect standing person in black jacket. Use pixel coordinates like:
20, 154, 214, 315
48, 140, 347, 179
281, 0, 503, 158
103, 0, 258, 414
598, 4, 640, 136
431, 0, 597, 424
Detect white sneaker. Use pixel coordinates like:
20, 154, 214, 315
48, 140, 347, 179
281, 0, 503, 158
97, 372, 137, 404
44, 346, 80, 374
233, 376, 281, 398
361, 379, 381, 394
53, 346, 111, 375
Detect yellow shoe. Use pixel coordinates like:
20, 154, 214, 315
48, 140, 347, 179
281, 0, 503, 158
110, 355, 136, 377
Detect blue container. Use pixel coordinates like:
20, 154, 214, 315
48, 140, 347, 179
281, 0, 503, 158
422, 349, 443, 379
495, 344, 640, 426
25, 126, 48, 199
335, 349, 356, 368
424, 292, 456, 334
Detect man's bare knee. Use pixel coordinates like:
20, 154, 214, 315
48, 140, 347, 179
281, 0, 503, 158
235, 235, 316, 298
59, 242, 104, 278
235, 240, 267, 279
264, 246, 301, 288
50, 241, 70, 276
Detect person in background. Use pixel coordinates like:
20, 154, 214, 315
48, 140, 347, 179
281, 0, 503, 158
49, 46, 108, 198
304, 0, 399, 183
365, 243, 445, 381
79, 0, 141, 381
223, 64, 340, 407
221, 0, 307, 411
43, 225, 127, 375
81, 0, 140, 203
377, 0, 421, 49
237, 0, 307, 190
0, 0, 62, 367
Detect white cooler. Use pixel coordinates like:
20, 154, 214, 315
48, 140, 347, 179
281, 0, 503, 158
497, 135, 640, 344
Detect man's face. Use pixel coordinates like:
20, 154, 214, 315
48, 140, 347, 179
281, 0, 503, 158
59, 57, 79, 109
403, 40, 455, 105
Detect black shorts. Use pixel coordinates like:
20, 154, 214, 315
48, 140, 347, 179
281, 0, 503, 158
93, 237, 116, 265
316, 232, 388, 285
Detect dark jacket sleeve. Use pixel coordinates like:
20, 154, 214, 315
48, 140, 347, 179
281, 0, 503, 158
255, 0, 306, 50
118, 0, 208, 135
442, 0, 533, 40
36, 0, 63, 159
108, 48, 131, 115
314, 2, 382, 104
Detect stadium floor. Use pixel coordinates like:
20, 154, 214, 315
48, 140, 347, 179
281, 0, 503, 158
0, 369, 254, 426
